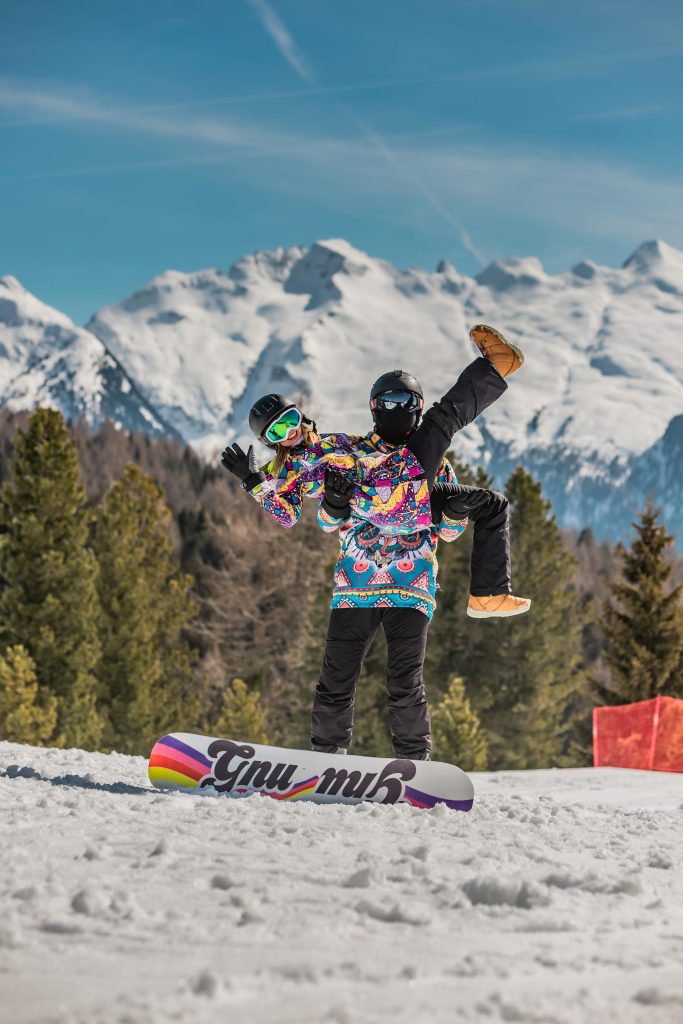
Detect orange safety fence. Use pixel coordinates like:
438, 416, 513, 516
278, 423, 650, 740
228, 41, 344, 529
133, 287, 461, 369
593, 696, 683, 772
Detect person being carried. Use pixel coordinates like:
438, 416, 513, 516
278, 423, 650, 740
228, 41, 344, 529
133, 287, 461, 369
222, 324, 530, 618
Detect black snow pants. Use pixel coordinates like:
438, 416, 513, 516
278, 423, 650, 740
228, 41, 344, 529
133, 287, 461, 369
311, 607, 430, 757
408, 356, 512, 596
432, 484, 512, 596
406, 355, 507, 489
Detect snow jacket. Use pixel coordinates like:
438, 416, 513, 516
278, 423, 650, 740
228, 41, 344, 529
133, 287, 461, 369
249, 431, 434, 535
249, 431, 467, 620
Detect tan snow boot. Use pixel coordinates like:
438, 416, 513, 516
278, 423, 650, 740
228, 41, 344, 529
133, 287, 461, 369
467, 594, 531, 619
470, 324, 524, 378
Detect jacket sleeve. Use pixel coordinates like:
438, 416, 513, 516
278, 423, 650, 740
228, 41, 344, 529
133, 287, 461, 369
317, 503, 351, 533
436, 460, 468, 543
248, 459, 305, 529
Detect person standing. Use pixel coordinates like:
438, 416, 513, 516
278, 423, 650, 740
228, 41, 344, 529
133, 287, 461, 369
222, 325, 527, 758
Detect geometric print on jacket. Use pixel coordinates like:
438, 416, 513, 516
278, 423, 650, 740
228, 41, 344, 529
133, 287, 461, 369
249, 430, 434, 536
318, 458, 466, 621
250, 430, 468, 621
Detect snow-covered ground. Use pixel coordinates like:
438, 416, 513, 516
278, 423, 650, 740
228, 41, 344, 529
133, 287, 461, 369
1, 741, 682, 1024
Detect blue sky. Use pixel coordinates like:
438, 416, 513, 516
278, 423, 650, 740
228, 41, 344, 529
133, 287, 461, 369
2, 0, 683, 323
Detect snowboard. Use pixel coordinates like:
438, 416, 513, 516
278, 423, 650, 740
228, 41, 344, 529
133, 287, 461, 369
148, 733, 474, 811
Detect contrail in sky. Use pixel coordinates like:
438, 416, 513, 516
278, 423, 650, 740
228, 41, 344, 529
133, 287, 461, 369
247, 0, 485, 265
248, 0, 316, 87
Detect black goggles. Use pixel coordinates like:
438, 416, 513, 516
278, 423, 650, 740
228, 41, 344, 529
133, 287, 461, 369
373, 390, 422, 411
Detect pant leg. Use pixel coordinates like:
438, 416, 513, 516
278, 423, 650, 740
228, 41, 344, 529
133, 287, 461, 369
443, 484, 511, 595
381, 608, 431, 756
407, 357, 508, 487
311, 608, 379, 750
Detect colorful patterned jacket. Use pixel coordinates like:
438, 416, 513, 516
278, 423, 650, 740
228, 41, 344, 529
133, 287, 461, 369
249, 432, 434, 535
249, 431, 467, 620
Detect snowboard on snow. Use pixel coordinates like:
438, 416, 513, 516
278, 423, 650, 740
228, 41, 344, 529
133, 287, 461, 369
148, 733, 474, 811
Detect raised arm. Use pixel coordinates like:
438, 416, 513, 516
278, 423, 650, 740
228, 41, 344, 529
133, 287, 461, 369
221, 441, 305, 529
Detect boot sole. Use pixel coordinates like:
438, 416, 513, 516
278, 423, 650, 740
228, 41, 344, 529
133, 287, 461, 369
469, 323, 525, 370
467, 604, 531, 619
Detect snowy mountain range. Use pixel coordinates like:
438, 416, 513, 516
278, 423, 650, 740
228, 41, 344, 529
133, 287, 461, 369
0, 276, 177, 440
2, 238, 683, 541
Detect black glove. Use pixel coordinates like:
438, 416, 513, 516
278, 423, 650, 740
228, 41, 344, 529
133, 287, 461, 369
221, 442, 265, 491
322, 467, 354, 520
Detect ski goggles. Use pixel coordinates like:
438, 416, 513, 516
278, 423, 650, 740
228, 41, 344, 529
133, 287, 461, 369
263, 407, 303, 443
371, 390, 423, 411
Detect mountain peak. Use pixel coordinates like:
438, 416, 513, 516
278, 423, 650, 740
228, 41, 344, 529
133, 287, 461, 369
571, 260, 599, 280
313, 238, 374, 266
0, 274, 24, 293
622, 239, 683, 272
0, 276, 74, 329
230, 245, 306, 284
283, 239, 374, 309
475, 256, 546, 290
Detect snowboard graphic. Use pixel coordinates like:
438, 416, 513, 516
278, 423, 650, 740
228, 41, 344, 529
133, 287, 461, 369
148, 733, 474, 811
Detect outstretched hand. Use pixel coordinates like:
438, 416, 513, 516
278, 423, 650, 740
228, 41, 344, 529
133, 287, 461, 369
221, 442, 263, 489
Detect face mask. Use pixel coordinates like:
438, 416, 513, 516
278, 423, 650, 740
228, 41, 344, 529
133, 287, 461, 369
373, 407, 420, 444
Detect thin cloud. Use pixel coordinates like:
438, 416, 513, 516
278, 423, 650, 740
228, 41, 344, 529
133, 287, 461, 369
2, 81, 682, 256
0, 79, 296, 151
248, 0, 315, 86
2, 43, 678, 130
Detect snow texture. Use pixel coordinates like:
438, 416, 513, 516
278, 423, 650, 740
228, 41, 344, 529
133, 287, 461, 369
0, 276, 178, 440
1, 740, 682, 1023
4, 238, 683, 537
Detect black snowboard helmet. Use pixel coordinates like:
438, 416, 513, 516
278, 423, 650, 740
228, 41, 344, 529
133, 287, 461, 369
369, 369, 424, 445
249, 393, 297, 446
370, 369, 424, 404
249, 393, 316, 450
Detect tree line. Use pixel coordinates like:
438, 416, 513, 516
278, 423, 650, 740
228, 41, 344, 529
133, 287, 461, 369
1, 408, 682, 768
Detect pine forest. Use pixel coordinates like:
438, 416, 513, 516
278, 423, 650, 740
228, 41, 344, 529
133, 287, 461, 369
1, 408, 682, 767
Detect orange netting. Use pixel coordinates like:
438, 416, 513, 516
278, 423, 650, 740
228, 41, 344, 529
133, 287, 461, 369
593, 696, 683, 772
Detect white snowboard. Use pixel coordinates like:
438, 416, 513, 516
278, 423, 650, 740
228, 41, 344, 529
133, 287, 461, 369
149, 733, 474, 811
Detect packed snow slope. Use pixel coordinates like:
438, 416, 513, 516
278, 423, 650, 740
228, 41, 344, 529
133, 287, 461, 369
1, 741, 682, 1024
4, 238, 683, 537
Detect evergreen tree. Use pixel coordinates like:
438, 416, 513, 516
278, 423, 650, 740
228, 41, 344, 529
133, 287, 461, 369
431, 675, 488, 770
212, 678, 273, 744
433, 466, 585, 769
95, 463, 201, 754
0, 409, 102, 748
474, 467, 585, 768
0, 645, 57, 744
599, 504, 683, 703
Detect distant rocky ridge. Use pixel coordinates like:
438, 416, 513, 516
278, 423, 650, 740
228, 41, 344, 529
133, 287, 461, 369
2, 237, 683, 541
